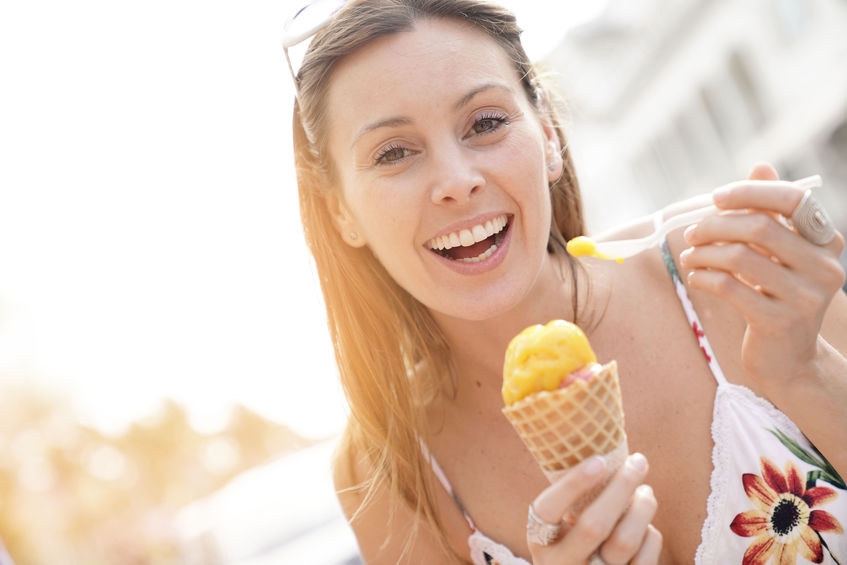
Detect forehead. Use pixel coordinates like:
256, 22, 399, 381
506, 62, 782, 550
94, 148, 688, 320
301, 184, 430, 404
324, 17, 524, 140
332, 16, 515, 81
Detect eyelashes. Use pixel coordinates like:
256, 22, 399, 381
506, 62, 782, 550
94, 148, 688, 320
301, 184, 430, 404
469, 112, 510, 136
373, 143, 411, 165
372, 111, 512, 166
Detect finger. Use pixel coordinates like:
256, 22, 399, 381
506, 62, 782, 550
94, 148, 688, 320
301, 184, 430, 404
532, 454, 650, 563
570, 454, 650, 549
684, 268, 774, 319
746, 162, 779, 181
597, 484, 658, 564
680, 240, 795, 299
711, 178, 807, 218
531, 455, 608, 526
709, 177, 841, 251
680, 239, 845, 312
630, 525, 663, 565
683, 211, 844, 275
679, 246, 806, 326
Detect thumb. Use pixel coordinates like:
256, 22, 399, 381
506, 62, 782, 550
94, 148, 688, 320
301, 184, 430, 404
747, 162, 780, 181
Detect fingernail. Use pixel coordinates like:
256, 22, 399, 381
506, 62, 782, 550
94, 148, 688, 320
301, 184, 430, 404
686, 271, 696, 286
636, 484, 654, 498
683, 224, 696, 243
584, 455, 607, 476
679, 248, 691, 267
626, 452, 648, 473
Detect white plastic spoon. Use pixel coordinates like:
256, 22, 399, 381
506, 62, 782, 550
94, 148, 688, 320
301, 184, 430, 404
567, 175, 823, 262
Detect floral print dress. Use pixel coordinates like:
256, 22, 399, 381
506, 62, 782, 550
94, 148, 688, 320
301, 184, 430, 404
662, 239, 846, 564
423, 237, 845, 565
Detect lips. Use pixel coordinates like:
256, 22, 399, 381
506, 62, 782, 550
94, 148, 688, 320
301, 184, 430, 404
427, 215, 509, 263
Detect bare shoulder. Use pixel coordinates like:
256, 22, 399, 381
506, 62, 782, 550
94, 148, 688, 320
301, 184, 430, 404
332, 428, 466, 565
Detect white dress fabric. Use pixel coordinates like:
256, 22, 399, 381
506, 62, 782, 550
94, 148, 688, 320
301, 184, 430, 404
659, 239, 847, 564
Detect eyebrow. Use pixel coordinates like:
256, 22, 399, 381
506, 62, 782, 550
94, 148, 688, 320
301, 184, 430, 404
454, 82, 513, 111
351, 82, 514, 147
352, 117, 412, 147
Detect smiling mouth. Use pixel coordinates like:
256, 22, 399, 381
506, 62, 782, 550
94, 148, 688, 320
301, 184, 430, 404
427, 215, 509, 263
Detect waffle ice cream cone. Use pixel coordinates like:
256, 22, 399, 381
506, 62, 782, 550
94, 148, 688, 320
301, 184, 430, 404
501, 320, 628, 488
502, 360, 628, 481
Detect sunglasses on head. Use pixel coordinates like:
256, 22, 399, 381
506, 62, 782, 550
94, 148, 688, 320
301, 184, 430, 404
282, 0, 348, 90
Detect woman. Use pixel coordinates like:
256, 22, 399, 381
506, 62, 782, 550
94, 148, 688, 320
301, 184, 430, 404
286, 0, 847, 563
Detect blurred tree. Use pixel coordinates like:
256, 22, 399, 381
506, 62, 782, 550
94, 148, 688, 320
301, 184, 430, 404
0, 386, 310, 565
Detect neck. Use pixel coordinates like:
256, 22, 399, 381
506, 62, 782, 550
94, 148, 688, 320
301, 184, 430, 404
432, 252, 589, 409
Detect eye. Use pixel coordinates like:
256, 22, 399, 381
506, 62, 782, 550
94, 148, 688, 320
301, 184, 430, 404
374, 144, 411, 165
471, 112, 510, 135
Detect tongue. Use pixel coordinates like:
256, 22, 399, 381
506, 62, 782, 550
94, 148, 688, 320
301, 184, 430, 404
450, 237, 493, 261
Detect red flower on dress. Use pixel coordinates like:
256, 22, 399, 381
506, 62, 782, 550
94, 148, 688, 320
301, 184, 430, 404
730, 457, 843, 564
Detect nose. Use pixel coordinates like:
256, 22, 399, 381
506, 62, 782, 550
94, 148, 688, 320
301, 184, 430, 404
428, 143, 485, 205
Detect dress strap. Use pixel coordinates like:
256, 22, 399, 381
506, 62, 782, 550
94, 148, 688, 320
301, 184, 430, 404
420, 441, 478, 531
659, 237, 729, 386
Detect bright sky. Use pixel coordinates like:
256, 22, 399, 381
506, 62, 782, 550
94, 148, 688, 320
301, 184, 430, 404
0, 1, 607, 439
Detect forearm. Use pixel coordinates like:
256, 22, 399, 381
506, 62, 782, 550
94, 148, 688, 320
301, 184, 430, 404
770, 337, 847, 480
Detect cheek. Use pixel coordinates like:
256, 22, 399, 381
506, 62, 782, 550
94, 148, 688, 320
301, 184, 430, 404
507, 140, 551, 202
347, 187, 419, 256
511, 143, 554, 248
501, 130, 547, 178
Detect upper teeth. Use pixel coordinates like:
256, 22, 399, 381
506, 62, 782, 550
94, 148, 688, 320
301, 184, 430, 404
428, 215, 508, 251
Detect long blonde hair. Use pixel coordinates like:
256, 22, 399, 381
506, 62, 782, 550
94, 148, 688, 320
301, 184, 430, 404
291, 0, 586, 558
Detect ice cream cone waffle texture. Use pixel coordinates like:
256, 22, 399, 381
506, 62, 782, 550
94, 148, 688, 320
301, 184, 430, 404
502, 360, 627, 477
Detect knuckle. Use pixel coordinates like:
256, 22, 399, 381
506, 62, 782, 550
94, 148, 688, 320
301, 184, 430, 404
837, 268, 847, 292
711, 272, 736, 295
604, 532, 640, 559
763, 307, 796, 333
577, 515, 610, 544
749, 214, 774, 238
821, 257, 846, 290
724, 244, 749, 269
831, 230, 846, 254
793, 286, 822, 311
791, 275, 839, 317
630, 528, 663, 565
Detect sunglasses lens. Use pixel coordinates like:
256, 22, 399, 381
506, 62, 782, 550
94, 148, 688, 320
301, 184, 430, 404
283, 0, 347, 48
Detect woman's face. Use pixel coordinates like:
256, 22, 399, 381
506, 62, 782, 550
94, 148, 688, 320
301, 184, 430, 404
324, 18, 563, 321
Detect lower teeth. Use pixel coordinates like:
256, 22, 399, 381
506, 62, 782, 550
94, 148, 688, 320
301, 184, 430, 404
458, 243, 497, 263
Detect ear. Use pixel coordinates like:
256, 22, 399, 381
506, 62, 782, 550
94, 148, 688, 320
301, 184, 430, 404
535, 90, 564, 183
326, 193, 367, 248
542, 120, 563, 184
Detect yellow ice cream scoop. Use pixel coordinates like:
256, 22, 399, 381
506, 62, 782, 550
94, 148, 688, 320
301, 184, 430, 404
566, 236, 624, 263
502, 319, 597, 405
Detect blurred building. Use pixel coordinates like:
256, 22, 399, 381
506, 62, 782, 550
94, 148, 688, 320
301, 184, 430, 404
544, 0, 847, 242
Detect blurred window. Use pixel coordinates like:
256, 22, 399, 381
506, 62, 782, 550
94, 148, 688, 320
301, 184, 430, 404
728, 51, 766, 132
698, 50, 765, 155
772, 0, 814, 40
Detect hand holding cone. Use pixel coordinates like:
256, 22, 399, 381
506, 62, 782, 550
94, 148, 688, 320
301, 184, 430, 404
502, 320, 629, 507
